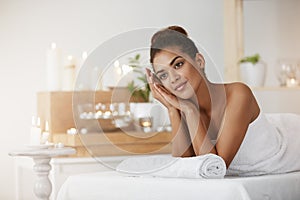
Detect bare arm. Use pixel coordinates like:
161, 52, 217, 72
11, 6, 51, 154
152, 81, 258, 168
168, 107, 195, 157
182, 84, 258, 167
182, 104, 217, 156
215, 84, 258, 167
150, 81, 216, 157
146, 68, 194, 157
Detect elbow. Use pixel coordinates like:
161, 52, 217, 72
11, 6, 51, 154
171, 149, 184, 157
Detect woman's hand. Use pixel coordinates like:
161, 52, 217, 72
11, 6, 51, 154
154, 83, 197, 113
146, 68, 196, 113
146, 68, 173, 109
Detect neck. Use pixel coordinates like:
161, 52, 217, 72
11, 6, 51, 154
196, 80, 226, 116
195, 79, 211, 113
194, 79, 225, 116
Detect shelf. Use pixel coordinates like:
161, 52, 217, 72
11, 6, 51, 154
251, 86, 300, 91
52, 131, 172, 157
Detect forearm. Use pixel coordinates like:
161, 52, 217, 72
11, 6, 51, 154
168, 107, 195, 157
183, 106, 217, 155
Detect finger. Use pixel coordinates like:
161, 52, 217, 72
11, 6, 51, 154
145, 68, 151, 78
154, 84, 174, 101
149, 82, 163, 98
145, 67, 151, 74
145, 69, 153, 84
154, 83, 171, 95
152, 73, 162, 85
154, 84, 181, 108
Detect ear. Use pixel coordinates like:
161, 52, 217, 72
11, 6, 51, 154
195, 53, 205, 70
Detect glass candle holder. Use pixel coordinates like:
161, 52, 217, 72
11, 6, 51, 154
139, 117, 153, 133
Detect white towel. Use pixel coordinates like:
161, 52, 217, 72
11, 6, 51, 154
227, 113, 300, 176
116, 153, 227, 179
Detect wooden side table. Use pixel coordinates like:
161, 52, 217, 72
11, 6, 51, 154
9, 147, 76, 200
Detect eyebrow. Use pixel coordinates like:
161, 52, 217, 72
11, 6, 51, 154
169, 56, 182, 66
155, 56, 182, 75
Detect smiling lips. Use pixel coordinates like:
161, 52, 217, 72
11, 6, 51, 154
174, 81, 187, 91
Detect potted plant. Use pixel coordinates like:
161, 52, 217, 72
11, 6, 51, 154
239, 53, 267, 87
126, 54, 170, 132
127, 54, 151, 102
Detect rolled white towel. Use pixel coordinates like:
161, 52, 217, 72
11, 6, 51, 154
116, 154, 226, 179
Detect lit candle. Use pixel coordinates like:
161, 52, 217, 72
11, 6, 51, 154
62, 55, 76, 91
81, 51, 88, 64
46, 43, 62, 91
286, 78, 299, 87
139, 117, 153, 133
75, 51, 88, 90
114, 60, 122, 85
78, 51, 88, 75
141, 121, 151, 127
30, 116, 41, 145
103, 111, 112, 119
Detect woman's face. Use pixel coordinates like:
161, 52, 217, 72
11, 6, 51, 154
152, 48, 204, 99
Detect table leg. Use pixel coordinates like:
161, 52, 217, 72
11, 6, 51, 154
32, 157, 52, 200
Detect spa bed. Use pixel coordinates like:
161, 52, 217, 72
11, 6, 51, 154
57, 170, 300, 200
58, 113, 300, 199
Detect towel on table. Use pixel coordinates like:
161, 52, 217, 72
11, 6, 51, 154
116, 153, 226, 179
227, 113, 300, 176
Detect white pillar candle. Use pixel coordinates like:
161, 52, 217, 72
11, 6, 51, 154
75, 51, 87, 90
113, 60, 122, 86
62, 55, 76, 91
77, 51, 88, 76
41, 121, 50, 144
30, 116, 41, 145
81, 51, 88, 67
46, 43, 62, 91
90, 66, 102, 90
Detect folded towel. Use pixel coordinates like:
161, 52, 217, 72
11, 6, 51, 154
227, 113, 300, 176
116, 153, 227, 179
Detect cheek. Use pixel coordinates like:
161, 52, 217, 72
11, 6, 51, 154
161, 80, 173, 91
188, 66, 202, 80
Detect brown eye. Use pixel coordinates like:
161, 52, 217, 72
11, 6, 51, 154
174, 61, 184, 69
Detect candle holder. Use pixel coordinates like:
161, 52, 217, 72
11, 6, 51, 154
78, 102, 133, 132
139, 117, 153, 133
286, 77, 299, 87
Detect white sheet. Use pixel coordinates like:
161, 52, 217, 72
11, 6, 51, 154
57, 171, 300, 200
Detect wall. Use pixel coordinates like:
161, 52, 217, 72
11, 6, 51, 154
0, 0, 224, 198
243, 0, 300, 86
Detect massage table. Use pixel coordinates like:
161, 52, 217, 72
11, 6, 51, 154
57, 170, 300, 200
58, 113, 300, 199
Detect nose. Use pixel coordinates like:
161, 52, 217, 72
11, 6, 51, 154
170, 70, 180, 84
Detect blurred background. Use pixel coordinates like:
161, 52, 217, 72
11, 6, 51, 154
0, 0, 299, 199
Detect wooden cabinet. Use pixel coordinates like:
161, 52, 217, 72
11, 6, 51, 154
37, 91, 172, 157
52, 131, 172, 157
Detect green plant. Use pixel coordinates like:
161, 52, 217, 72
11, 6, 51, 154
127, 54, 150, 102
239, 53, 260, 65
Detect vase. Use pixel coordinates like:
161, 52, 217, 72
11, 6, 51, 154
240, 61, 267, 87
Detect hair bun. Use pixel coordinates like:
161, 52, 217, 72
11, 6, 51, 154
167, 26, 188, 37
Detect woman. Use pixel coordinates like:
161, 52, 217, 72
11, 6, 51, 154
146, 26, 261, 168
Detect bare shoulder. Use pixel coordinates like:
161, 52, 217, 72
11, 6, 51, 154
224, 82, 260, 121
225, 82, 253, 98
